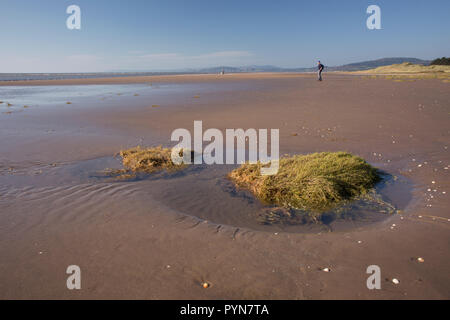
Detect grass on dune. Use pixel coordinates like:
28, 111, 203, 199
356, 63, 450, 81
355, 62, 450, 74
229, 152, 381, 215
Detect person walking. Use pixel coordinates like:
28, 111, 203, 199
317, 60, 324, 81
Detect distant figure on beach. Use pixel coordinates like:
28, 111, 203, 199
317, 61, 324, 81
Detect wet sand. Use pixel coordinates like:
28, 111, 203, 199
0, 73, 449, 299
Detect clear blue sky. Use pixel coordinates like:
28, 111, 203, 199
1, 0, 449, 72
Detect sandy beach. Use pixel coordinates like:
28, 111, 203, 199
0, 73, 449, 299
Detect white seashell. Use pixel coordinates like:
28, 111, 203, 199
322, 268, 330, 272
417, 257, 424, 263
392, 278, 400, 284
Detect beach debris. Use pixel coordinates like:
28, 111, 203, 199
417, 257, 425, 263
392, 278, 400, 285
291, 133, 298, 136
151, 104, 160, 108
66, 101, 72, 104
7, 103, 13, 107
202, 282, 210, 289
193, 95, 200, 98
23, 105, 29, 108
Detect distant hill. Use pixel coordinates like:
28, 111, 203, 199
194, 57, 431, 73
328, 57, 430, 71
196, 65, 284, 73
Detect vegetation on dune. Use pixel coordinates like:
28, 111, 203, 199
430, 57, 450, 66
353, 62, 450, 74
229, 152, 382, 216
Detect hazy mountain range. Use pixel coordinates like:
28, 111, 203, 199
194, 57, 431, 73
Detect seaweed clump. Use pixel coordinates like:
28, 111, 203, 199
120, 146, 189, 173
229, 152, 382, 218
103, 146, 189, 180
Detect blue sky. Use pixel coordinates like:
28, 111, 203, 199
1, 0, 449, 72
